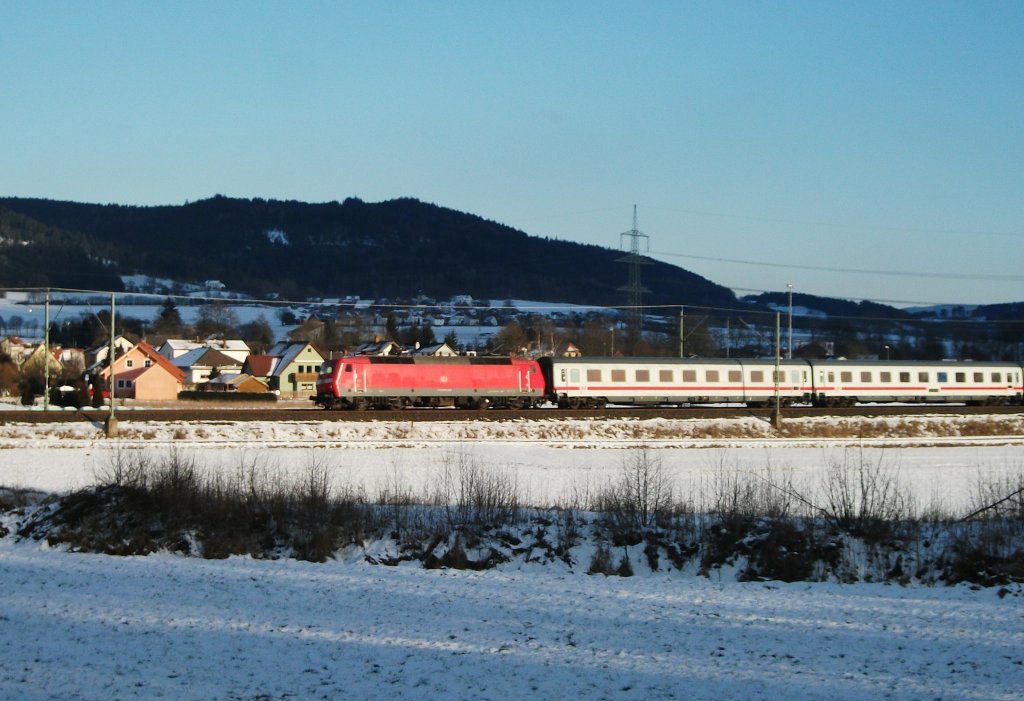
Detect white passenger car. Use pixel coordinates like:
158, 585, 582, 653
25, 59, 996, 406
538, 357, 812, 408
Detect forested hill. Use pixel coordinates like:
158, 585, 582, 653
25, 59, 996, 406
0, 196, 736, 307
0, 207, 125, 291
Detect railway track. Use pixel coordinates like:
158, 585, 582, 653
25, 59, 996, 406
2, 404, 1022, 424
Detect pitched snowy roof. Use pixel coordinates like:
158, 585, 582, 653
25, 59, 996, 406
173, 347, 242, 369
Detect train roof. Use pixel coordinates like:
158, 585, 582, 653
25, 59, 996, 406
540, 356, 809, 366
808, 358, 1018, 367
540, 356, 1019, 367
332, 355, 531, 366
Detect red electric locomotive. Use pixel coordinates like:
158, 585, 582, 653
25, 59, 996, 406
312, 355, 544, 410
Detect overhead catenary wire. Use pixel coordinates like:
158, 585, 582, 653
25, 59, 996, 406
649, 249, 1024, 283
3, 285, 1024, 329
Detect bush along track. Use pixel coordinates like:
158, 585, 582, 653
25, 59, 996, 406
3, 451, 1024, 588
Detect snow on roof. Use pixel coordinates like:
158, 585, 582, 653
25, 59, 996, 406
269, 342, 313, 372
173, 347, 242, 369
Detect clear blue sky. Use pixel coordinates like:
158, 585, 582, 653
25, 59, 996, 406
2, 1, 1022, 307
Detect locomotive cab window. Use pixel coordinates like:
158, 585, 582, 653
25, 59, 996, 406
344, 364, 353, 373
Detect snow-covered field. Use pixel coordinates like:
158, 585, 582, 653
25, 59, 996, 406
2, 544, 1021, 701
3, 413, 1024, 513
2, 415, 1024, 699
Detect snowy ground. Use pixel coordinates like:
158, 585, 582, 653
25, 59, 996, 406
2, 413, 1024, 513
2, 415, 1024, 699
0, 544, 1021, 701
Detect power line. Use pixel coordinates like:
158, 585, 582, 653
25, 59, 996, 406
651, 249, 1024, 283
5, 285, 1024, 328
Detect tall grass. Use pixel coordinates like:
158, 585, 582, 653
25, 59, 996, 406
11, 447, 1024, 585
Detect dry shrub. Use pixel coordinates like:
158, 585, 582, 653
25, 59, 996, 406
435, 451, 522, 530
815, 448, 910, 541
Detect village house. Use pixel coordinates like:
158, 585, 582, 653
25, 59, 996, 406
172, 347, 244, 386
243, 341, 324, 397
199, 372, 269, 394
411, 342, 458, 357
97, 341, 186, 401
20, 344, 63, 378
157, 338, 251, 364
0, 336, 32, 366
85, 335, 135, 369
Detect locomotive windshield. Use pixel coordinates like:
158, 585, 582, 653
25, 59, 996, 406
319, 361, 335, 376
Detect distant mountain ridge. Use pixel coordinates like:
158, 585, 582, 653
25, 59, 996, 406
1, 195, 1019, 323
0, 196, 735, 309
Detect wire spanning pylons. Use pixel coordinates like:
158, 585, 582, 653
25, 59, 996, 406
617, 205, 652, 346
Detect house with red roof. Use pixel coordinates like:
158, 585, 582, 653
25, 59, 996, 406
97, 341, 186, 400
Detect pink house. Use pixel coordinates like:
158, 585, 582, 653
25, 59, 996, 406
99, 341, 186, 400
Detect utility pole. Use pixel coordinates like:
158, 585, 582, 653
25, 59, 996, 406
43, 290, 50, 412
787, 283, 794, 359
678, 307, 684, 358
105, 292, 118, 438
771, 312, 783, 430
